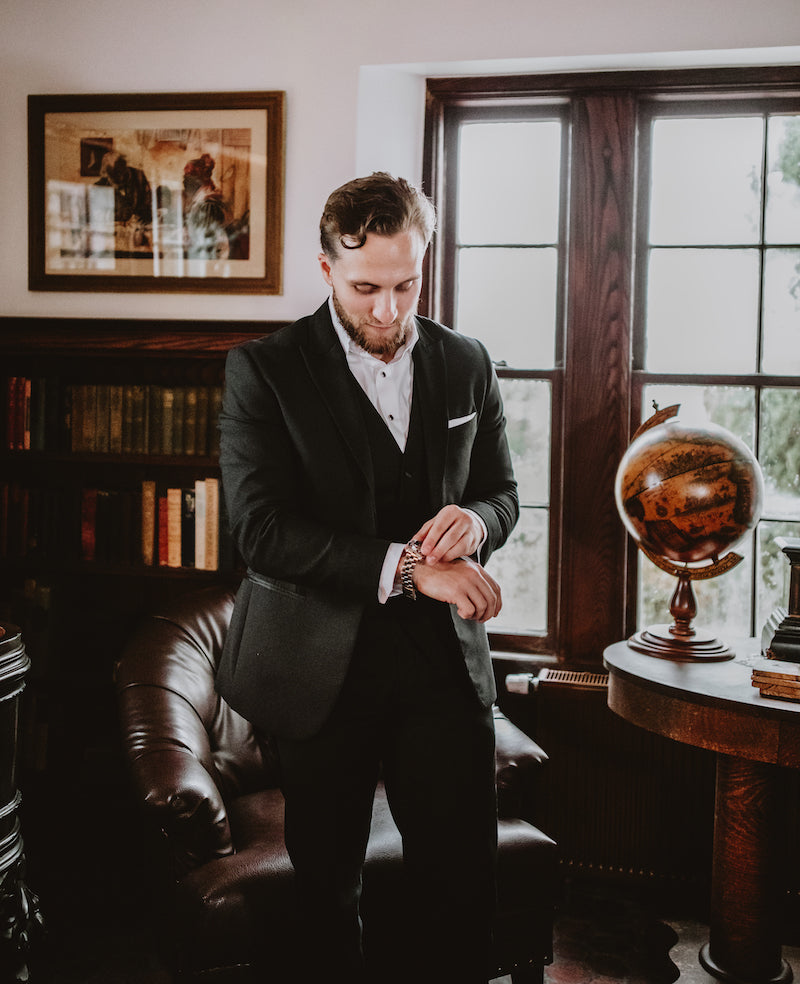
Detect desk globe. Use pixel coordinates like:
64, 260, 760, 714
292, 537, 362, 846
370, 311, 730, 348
615, 405, 764, 660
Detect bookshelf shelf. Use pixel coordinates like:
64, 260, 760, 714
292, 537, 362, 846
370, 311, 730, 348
2, 450, 221, 467
2, 557, 235, 578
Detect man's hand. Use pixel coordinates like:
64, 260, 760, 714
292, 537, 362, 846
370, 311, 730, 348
414, 505, 484, 564
413, 556, 502, 623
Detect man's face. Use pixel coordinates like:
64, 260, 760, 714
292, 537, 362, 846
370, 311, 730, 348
319, 230, 425, 363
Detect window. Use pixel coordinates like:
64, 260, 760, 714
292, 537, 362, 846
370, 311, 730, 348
636, 105, 800, 642
424, 68, 800, 662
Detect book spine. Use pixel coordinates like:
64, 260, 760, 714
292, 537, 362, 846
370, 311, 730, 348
5, 377, 16, 450
161, 388, 175, 456
172, 387, 185, 456
121, 384, 134, 454
83, 384, 98, 454
80, 487, 97, 563
183, 386, 198, 456
109, 384, 124, 454
209, 385, 222, 457
181, 488, 196, 568
194, 478, 207, 570
131, 385, 148, 455
204, 476, 219, 572
158, 495, 169, 566
70, 385, 84, 453
148, 385, 163, 455
166, 487, 182, 568
195, 387, 209, 456
22, 377, 32, 451
141, 479, 156, 566
95, 384, 110, 454
31, 377, 47, 452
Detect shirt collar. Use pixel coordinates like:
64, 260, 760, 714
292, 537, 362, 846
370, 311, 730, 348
328, 295, 418, 367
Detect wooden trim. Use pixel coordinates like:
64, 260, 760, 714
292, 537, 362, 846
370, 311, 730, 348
558, 93, 636, 660
427, 65, 800, 102
0, 316, 287, 355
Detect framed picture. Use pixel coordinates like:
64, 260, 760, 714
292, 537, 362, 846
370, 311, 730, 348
28, 91, 285, 294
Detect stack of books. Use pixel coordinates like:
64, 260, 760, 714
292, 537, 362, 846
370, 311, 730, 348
750, 655, 800, 701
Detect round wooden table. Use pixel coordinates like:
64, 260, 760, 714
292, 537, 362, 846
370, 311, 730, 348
604, 638, 800, 984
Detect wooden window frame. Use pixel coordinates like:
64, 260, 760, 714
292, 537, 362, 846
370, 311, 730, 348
423, 65, 800, 666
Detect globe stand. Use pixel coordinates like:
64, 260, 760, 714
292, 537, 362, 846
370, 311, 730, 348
628, 550, 740, 662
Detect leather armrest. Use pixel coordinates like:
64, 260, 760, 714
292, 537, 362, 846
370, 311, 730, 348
131, 748, 234, 877
493, 706, 548, 819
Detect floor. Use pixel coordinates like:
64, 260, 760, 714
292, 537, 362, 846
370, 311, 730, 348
21, 876, 800, 984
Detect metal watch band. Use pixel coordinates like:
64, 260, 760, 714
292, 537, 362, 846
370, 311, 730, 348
400, 539, 424, 601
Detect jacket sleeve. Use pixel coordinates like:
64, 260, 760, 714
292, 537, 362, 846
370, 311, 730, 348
458, 344, 519, 563
219, 342, 388, 601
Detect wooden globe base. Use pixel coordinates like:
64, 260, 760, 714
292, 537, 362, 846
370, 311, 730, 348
628, 624, 734, 661
628, 567, 735, 662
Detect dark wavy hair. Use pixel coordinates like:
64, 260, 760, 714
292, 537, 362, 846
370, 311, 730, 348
320, 172, 436, 259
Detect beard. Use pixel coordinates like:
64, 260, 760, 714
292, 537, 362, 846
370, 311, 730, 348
332, 289, 413, 359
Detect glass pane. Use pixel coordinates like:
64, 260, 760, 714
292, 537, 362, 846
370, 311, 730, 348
645, 249, 759, 372
649, 116, 763, 245
766, 115, 800, 244
757, 520, 800, 636
759, 388, 800, 519
456, 247, 557, 368
637, 532, 754, 639
458, 121, 561, 245
762, 249, 800, 374
499, 378, 551, 507
642, 383, 756, 450
487, 507, 548, 634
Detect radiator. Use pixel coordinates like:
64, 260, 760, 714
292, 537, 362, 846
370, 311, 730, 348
504, 668, 717, 888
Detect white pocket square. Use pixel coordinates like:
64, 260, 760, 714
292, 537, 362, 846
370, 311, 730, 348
448, 411, 477, 429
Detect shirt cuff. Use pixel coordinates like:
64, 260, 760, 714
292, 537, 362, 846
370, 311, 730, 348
465, 508, 488, 562
379, 542, 406, 603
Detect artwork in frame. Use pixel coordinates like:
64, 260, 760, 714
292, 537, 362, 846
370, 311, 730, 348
28, 91, 285, 294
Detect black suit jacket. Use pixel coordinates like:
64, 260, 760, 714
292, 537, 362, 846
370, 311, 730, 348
215, 302, 518, 739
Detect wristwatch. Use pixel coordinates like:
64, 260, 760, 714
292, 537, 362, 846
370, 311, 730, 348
400, 539, 424, 601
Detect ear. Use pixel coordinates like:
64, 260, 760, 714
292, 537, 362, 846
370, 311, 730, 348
318, 252, 334, 287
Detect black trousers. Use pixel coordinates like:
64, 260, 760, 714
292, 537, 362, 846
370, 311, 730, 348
273, 596, 498, 983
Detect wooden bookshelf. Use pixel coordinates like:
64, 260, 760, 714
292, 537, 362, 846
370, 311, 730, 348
0, 314, 285, 785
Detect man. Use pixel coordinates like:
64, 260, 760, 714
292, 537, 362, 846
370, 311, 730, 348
216, 172, 518, 982
95, 150, 153, 227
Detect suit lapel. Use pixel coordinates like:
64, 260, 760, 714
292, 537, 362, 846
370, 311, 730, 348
299, 307, 450, 516
299, 305, 375, 496
412, 323, 448, 511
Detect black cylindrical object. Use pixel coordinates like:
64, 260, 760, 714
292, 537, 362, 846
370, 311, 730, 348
0, 622, 42, 982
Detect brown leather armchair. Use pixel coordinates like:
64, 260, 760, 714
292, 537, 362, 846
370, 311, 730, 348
115, 584, 557, 984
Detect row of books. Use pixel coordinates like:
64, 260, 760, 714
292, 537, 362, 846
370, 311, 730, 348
139, 478, 223, 570
4, 376, 222, 456
0, 477, 232, 571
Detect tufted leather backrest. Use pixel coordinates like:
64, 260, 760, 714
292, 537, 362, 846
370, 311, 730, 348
116, 583, 279, 801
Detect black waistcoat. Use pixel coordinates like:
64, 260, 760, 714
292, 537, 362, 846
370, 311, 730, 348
352, 379, 431, 546
348, 376, 461, 671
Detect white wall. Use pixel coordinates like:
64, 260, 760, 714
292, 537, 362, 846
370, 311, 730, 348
2, 0, 799, 323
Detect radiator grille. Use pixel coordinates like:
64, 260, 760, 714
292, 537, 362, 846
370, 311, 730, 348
535, 668, 608, 690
